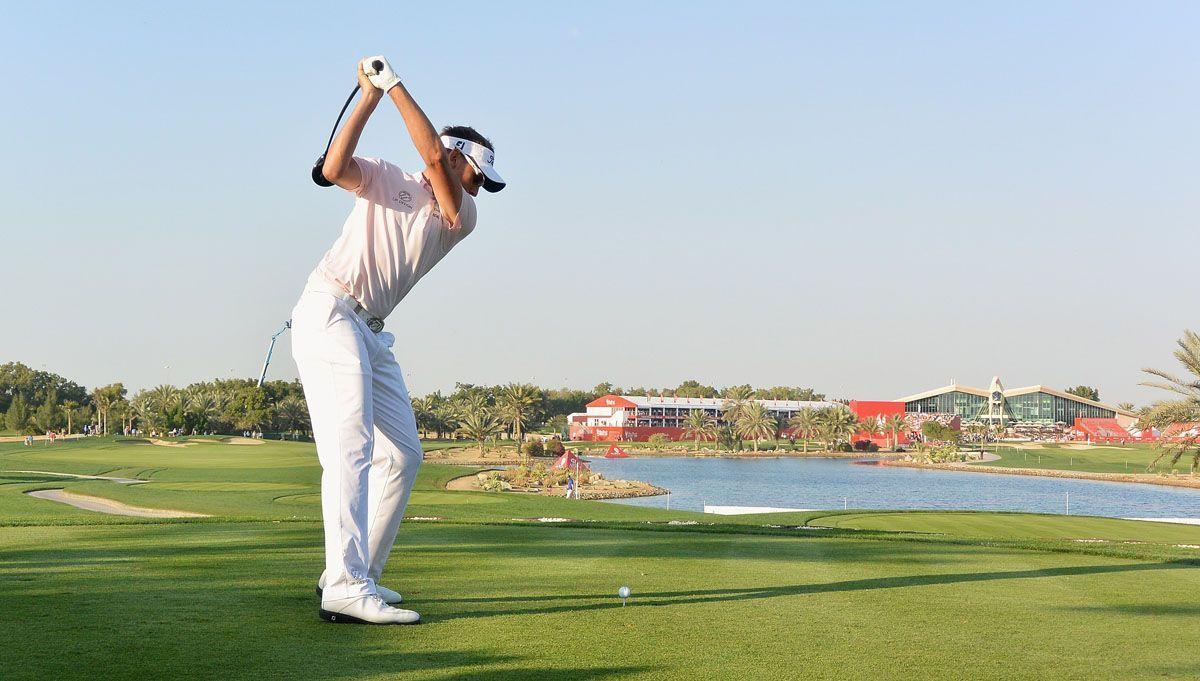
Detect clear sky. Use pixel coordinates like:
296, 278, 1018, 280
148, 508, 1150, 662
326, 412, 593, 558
1, 2, 1196, 406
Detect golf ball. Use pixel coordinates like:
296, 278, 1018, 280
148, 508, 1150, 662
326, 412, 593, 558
618, 586, 630, 599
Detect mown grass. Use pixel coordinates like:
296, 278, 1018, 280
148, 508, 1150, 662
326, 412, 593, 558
4, 437, 1200, 679
981, 443, 1196, 475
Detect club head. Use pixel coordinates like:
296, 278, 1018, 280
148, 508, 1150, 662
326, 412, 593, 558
312, 154, 334, 187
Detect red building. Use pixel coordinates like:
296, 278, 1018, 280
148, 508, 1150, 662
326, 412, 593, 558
848, 400, 910, 446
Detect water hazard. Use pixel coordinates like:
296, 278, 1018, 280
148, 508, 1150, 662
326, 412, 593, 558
586, 456, 1200, 518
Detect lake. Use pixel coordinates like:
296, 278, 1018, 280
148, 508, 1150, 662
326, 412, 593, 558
585, 456, 1200, 518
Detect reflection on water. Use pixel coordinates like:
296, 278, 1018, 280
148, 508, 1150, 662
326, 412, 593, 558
586, 456, 1200, 518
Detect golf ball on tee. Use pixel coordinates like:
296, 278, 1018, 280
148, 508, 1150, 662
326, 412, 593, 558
618, 586, 630, 599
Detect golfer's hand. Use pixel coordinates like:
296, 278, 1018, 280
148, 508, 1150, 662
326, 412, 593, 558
357, 60, 381, 99
362, 55, 401, 93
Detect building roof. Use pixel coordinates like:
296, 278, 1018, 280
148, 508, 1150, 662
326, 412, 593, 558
895, 383, 1136, 417
585, 394, 839, 411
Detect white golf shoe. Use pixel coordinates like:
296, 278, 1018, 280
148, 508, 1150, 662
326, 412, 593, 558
316, 576, 402, 604
319, 593, 421, 625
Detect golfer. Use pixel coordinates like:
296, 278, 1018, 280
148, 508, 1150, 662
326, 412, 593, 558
291, 56, 505, 625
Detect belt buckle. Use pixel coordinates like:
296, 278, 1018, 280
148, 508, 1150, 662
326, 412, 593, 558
353, 303, 384, 333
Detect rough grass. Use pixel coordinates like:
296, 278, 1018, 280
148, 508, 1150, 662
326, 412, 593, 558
4, 438, 1200, 679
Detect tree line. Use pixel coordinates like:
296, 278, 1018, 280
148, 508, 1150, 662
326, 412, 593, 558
1, 363, 827, 440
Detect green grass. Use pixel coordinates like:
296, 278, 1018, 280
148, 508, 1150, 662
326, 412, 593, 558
980, 443, 1197, 475
4, 437, 1200, 679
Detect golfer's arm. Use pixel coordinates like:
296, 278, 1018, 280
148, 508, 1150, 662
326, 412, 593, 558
386, 83, 463, 221
323, 95, 380, 191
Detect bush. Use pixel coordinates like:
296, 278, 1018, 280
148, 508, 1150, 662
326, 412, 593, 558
853, 440, 880, 452
716, 426, 741, 451
544, 439, 565, 456
918, 442, 965, 463
647, 433, 671, 447
834, 442, 854, 452
521, 440, 544, 458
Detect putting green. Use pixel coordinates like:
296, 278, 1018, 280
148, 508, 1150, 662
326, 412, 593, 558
3, 437, 1200, 679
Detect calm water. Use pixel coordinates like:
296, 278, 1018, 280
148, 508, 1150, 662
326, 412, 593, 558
586, 456, 1200, 518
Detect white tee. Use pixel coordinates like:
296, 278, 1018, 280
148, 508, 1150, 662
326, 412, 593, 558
313, 156, 477, 319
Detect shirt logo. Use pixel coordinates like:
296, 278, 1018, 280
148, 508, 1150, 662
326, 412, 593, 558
393, 190, 413, 210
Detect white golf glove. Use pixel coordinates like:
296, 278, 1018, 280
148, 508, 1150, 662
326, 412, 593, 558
362, 56, 401, 93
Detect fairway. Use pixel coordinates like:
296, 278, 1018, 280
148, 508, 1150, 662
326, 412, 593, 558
5, 439, 1200, 679
981, 443, 1194, 475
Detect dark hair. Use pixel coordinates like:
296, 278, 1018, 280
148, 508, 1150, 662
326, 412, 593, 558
440, 125, 494, 152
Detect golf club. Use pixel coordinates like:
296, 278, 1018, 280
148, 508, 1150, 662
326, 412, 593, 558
311, 60, 384, 187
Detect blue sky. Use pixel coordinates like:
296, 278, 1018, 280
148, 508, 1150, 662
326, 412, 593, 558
1, 2, 1196, 405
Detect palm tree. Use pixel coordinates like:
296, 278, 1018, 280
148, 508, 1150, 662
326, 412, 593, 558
818, 407, 858, 450
456, 409, 504, 457
1117, 402, 1136, 413
498, 383, 543, 458
1141, 330, 1200, 471
857, 416, 883, 448
735, 402, 776, 452
788, 408, 821, 453
61, 400, 79, 434
186, 388, 220, 434
682, 410, 718, 452
883, 414, 907, 451
411, 395, 433, 438
275, 395, 309, 436
720, 385, 755, 426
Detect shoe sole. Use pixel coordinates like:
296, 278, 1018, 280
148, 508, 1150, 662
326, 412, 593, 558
316, 585, 402, 605
318, 608, 420, 625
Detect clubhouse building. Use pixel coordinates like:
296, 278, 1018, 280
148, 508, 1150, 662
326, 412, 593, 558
568, 394, 840, 442
569, 378, 1141, 444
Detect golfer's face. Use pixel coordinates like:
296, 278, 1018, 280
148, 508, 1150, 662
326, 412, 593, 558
459, 154, 484, 196
464, 166, 484, 196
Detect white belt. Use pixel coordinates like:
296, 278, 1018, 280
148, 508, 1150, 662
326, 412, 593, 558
304, 273, 385, 333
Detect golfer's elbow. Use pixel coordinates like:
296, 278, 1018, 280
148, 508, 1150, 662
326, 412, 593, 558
322, 160, 346, 183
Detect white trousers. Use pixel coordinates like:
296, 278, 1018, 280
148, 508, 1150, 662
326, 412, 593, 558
290, 289, 423, 601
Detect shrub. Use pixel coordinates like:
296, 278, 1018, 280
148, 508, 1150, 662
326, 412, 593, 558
544, 439, 565, 456
647, 433, 671, 447
834, 442, 854, 452
479, 472, 510, 492
853, 440, 880, 452
521, 440, 544, 458
920, 442, 965, 463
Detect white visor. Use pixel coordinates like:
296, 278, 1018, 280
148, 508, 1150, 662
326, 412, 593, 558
440, 135, 506, 192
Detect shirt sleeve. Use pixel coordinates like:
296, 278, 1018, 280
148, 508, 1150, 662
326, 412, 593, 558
350, 157, 388, 200
440, 192, 478, 253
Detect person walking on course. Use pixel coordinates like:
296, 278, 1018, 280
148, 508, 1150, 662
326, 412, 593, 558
291, 55, 506, 625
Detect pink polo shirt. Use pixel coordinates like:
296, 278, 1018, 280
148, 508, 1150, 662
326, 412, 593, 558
313, 156, 477, 319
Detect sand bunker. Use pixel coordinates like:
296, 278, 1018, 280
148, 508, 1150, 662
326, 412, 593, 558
26, 489, 208, 518
222, 437, 264, 445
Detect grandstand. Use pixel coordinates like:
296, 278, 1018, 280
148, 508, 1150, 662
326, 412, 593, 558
1072, 418, 1137, 443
